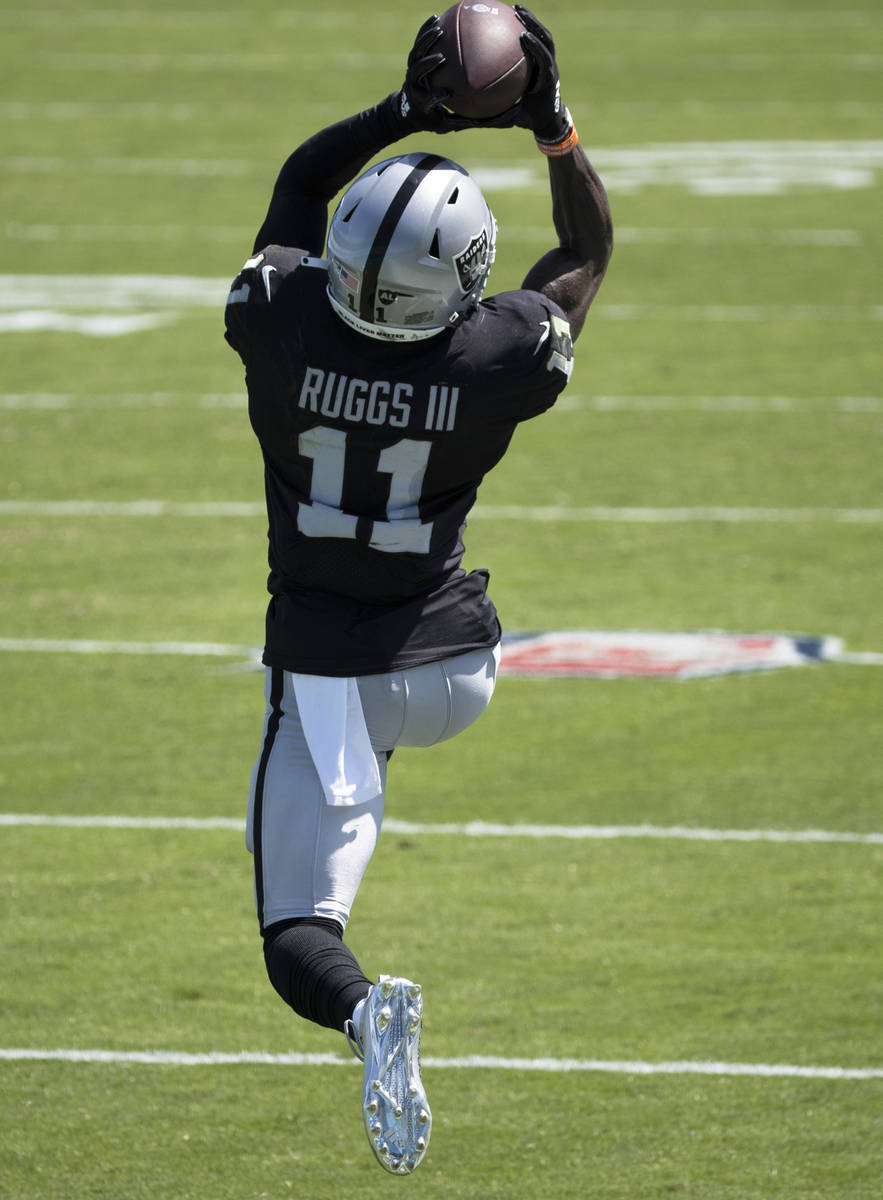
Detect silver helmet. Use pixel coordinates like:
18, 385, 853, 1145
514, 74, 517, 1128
326, 153, 497, 342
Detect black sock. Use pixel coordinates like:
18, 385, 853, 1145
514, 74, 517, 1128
262, 917, 372, 1032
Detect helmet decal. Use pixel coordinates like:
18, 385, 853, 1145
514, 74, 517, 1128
454, 229, 490, 293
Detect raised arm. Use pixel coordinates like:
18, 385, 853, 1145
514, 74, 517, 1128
514, 6, 613, 340
251, 98, 410, 255
251, 16, 493, 255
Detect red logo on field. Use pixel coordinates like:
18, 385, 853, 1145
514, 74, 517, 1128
499, 631, 837, 679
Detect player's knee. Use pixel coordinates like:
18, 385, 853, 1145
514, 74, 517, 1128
260, 916, 369, 1031
262, 915, 343, 967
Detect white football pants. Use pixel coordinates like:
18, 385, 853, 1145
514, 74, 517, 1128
247, 644, 501, 931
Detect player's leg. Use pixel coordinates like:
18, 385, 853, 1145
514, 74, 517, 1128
248, 667, 385, 1031
346, 643, 500, 1173
248, 666, 433, 1174
356, 642, 501, 749
248, 649, 498, 1174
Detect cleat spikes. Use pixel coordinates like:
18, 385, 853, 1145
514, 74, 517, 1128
355, 976, 431, 1175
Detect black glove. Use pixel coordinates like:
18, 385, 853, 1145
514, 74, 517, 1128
513, 5, 571, 142
397, 14, 522, 133
397, 15, 468, 133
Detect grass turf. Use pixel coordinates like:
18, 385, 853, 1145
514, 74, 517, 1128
1, 0, 881, 1196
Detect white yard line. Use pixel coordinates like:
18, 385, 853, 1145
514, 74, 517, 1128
2, 102, 880, 121
4, 141, 883, 198
0, 275, 229, 308
4, 393, 880, 414
0, 393, 244, 408
26, 51, 883, 72
1, 9, 879, 30
0, 501, 265, 517
0, 814, 245, 831
557, 395, 882, 412
2, 221, 864, 247
1, 8, 878, 27
384, 820, 883, 845
7, 144, 882, 167
0, 637, 258, 657
0, 312, 176, 336
473, 505, 883, 523
509, 226, 864, 247
33, 52, 406, 72
0, 1046, 879, 1079
3, 155, 254, 176
596, 304, 883, 322
1, 813, 880, 845
1, 272, 880, 323
3, 220, 252, 243
600, 226, 865, 246
1, 501, 882, 522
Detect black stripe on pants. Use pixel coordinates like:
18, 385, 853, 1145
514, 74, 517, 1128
252, 666, 284, 934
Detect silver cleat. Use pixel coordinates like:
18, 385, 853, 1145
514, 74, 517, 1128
346, 975, 431, 1175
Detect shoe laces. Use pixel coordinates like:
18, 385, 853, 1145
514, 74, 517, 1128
344, 1018, 364, 1062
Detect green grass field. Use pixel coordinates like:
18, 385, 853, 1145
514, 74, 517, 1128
1, 1, 881, 1196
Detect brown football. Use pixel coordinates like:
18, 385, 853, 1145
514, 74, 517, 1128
430, 2, 530, 119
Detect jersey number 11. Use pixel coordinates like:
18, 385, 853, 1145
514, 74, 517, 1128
297, 424, 433, 555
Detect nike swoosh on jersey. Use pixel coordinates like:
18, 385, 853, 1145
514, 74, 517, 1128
261, 264, 278, 303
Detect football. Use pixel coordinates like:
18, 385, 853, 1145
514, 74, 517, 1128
430, 2, 530, 119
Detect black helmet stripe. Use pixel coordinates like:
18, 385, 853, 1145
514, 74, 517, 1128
359, 154, 446, 324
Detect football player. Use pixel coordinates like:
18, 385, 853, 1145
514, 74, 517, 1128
224, 6, 612, 1176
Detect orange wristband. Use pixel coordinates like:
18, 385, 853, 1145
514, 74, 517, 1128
536, 123, 579, 157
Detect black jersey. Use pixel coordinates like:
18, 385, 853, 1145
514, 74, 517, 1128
225, 244, 574, 675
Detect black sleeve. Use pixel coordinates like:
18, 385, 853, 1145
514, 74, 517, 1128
472, 290, 575, 421
252, 94, 414, 256
224, 244, 310, 358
